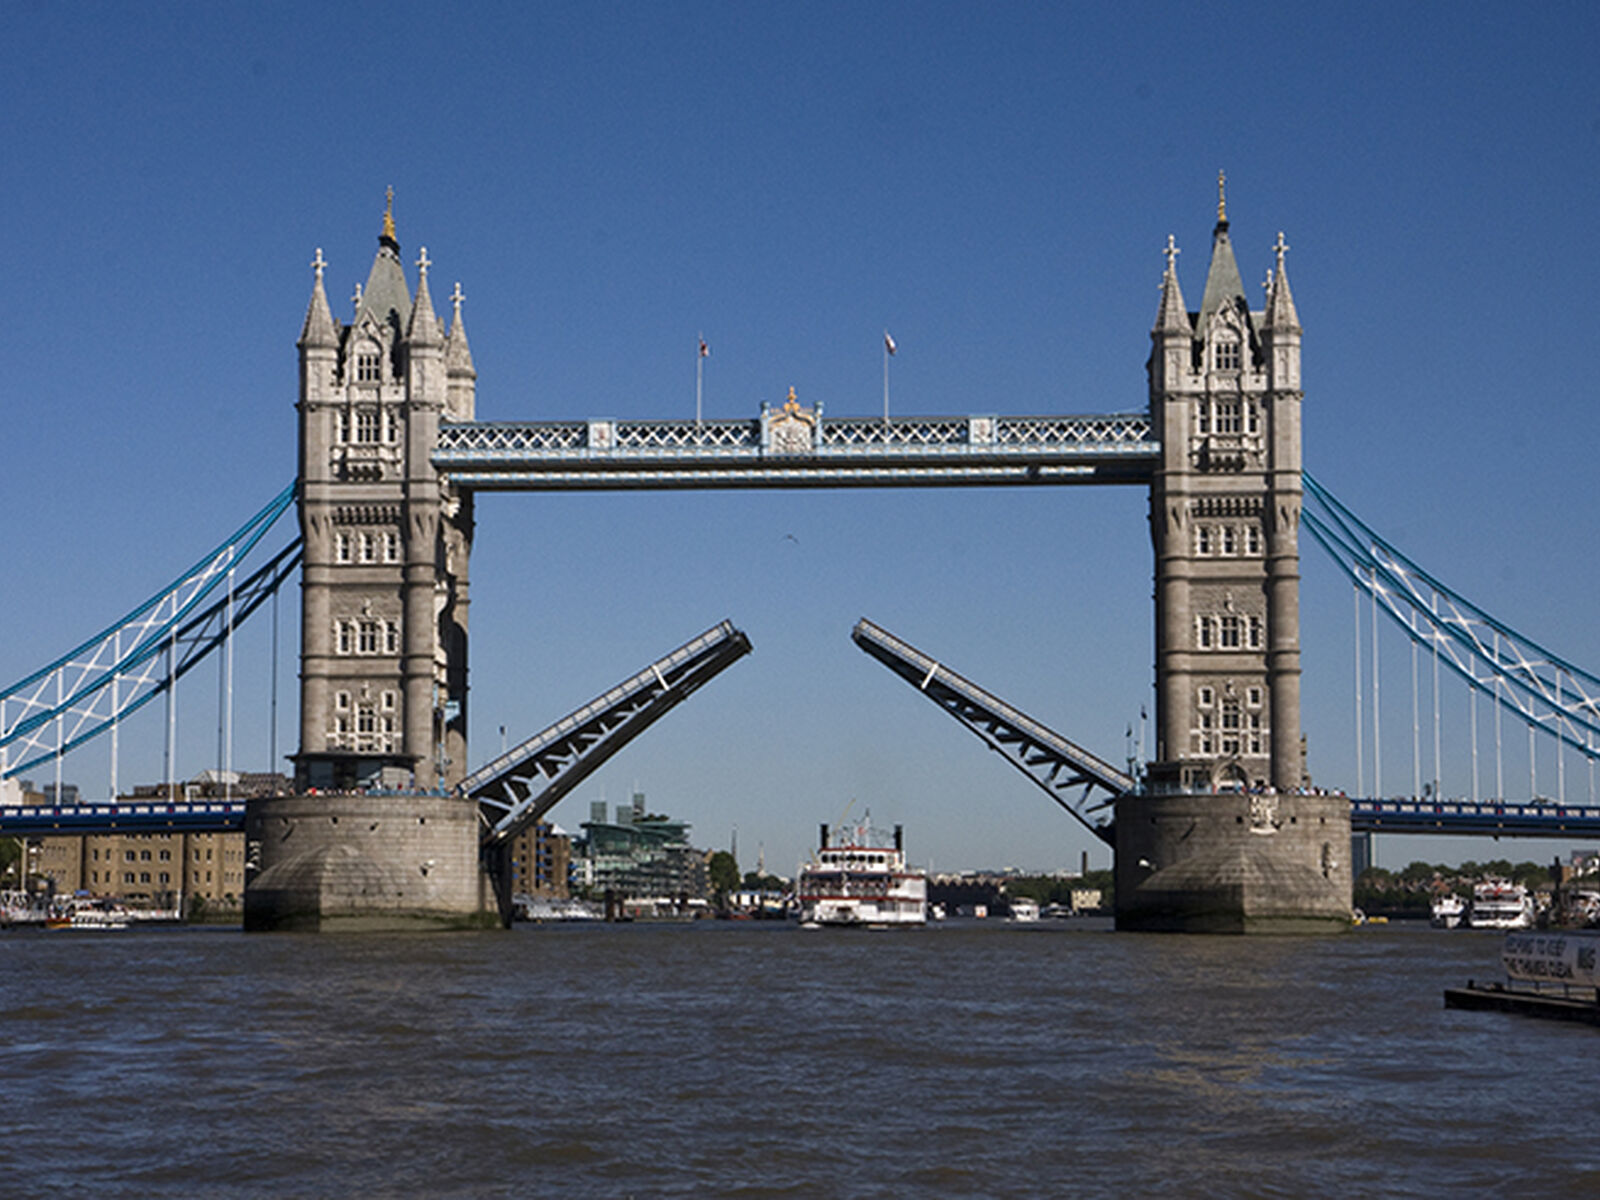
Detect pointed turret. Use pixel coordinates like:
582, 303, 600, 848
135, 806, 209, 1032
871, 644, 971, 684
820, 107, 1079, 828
355, 187, 412, 337
1196, 171, 1248, 334
298, 248, 339, 349
1263, 231, 1301, 333
407, 246, 443, 348
1153, 235, 1191, 335
445, 281, 477, 421
1261, 230, 1302, 395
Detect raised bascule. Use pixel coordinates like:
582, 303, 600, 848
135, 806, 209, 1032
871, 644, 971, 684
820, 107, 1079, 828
231, 181, 1350, 932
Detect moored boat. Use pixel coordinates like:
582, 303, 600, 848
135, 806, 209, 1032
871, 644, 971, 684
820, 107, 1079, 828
1431, 893, 1466, 929
797, 813, 926, 927
1468, 879, 1534, 930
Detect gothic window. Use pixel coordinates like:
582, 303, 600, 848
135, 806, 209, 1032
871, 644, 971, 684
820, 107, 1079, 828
337, 409, 351, 443
336, 532, 352, 563
1196, 525, 1213, 555
1216, 400, 1242, 434
336, 621, 352, 655
382, 690, 397, 712
1247, 686, 1263, 708
1220, 701, 1242, 756
1214, 337, 1241, 371
1195, 401, 1211, 435
359, 532, 376, 563
1245, 525, 1262, 556
356, 409, 379, 444
1246, 403, 1260, 435
1198, 686, 1215, 709
1247, 616, 1263, 650
384, 408, 399, 443
1248, 711, 1264, 754
1196, 616, 1214, 650
385, 621, 400, 655
358, 620, 380, 655
356, 350, 381, 383
1219, 614, 1242, 649
1220, 526, 1237, 556
384, 530, 400, 563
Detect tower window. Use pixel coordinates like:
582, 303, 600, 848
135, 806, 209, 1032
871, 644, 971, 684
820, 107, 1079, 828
1215, 400, 1242, 434
1220, 526, 1237, 556
356, 351, 381, 383
1214, 339, 1241, 371
336, 532, 352, 563
1219, 614, 1242, 649
1196, 526, 1213, 556
384, 530, 400, 563
356, 409, 379, 444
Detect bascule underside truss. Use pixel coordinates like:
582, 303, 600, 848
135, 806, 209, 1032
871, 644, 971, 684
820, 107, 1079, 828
465, 620, 753, 849
852, 618, 1128, 844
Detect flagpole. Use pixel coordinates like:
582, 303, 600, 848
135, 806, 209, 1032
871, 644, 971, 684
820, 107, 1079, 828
882, 329, 894, 423
696, 333, 706, 427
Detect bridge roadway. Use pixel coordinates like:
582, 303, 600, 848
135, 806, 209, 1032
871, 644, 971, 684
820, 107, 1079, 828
9, 795, 1600, 839
431, 411, 1159, 489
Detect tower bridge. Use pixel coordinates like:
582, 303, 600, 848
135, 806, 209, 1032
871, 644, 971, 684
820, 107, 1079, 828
13, 187, 1589, 930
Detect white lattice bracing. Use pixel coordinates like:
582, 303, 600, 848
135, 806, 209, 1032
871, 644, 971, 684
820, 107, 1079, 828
433, 411, 1157, 488
0, 485, 297, 779
1303, 474, 1600, 766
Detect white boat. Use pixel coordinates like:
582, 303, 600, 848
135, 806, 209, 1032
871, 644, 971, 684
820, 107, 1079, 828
1008, 896, 1040, 922
797, 813, 926, 927
1468, 879, 1534, 930
1430, 894, 1466, 929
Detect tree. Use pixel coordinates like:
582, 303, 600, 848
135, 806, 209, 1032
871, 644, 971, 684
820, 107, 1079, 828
707, 851, 740, 897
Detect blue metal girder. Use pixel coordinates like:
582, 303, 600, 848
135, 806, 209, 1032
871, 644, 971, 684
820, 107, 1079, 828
0, 799, 247, 835
433, 413, 1158, 490
466, 620, 753, 848
851, 618, 1127, 844
1, 541, 303, 779
1, 484, 298, 778
1350, 798, 1600, 837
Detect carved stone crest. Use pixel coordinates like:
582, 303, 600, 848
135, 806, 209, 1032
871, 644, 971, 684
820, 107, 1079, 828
764, 388, 817, 455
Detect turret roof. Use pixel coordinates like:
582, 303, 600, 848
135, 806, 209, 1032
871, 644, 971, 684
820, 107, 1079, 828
298, 247, 338, 349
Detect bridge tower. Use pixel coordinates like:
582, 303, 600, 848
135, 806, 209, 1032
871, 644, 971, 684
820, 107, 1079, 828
292, 193, 474, 792
246, 196, 489, 930
1118, 179, 1349, 931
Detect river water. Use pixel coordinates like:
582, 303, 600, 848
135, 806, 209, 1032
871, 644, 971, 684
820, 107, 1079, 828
2, 919, 1596, 1198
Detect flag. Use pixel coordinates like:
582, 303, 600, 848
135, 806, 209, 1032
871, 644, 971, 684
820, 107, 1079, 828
699, 338, 709, 358
884, 330, 897, 355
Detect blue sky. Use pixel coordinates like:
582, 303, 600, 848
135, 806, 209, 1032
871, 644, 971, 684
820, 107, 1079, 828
2, 2, 1597, 874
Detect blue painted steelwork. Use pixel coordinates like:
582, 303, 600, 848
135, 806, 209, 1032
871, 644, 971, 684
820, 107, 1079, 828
1350, 797, 1600, 837
0, 539, 302, 779
0, 799, 246, 835
0, 483, 299, 778
433, 412, 1158, 490
1303, 472, 1600, 764
467, 620, 753, 847
852, 617, 1127, 843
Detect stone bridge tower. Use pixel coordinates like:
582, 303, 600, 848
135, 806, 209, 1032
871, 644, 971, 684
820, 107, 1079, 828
1117, 179, 1349, 931
292, 194, 475, 792
1147, 177, 1304, 794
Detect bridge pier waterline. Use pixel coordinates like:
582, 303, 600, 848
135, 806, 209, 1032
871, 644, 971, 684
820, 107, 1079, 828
1113, 791, 1353, 933
243, 793, 498, 932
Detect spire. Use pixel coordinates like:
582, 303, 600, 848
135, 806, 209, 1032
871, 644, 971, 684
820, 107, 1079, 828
407, 245, 443, 346
380, 185, 399, 253
445, 281, 476, 376
1197, 171, 1248, 334
1153, 234, 1191, 334
298, 247, 338, 348
1264, 230, 1301, 332
355, 189, 412, 336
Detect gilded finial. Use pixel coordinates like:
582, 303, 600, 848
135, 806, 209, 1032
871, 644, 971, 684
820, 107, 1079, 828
1216, 170, 1227, 224
382, 185, 396, 242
